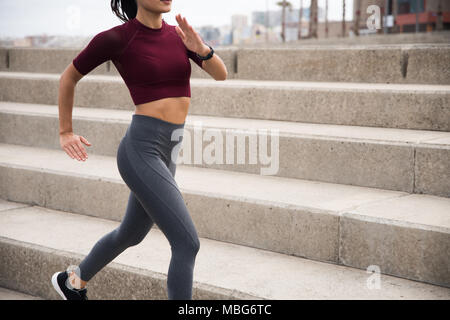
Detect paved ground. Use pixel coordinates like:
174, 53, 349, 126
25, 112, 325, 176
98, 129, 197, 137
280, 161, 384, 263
0, 287, 43, 300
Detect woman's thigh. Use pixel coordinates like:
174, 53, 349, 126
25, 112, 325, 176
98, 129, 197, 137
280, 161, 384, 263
118, 137, 199, 250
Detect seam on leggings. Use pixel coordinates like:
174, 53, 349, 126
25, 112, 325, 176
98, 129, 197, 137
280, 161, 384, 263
129, 138, 182, 195
124, 138, 199, 248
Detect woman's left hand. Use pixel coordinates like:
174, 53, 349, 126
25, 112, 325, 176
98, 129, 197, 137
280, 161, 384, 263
174, 14, 210, 56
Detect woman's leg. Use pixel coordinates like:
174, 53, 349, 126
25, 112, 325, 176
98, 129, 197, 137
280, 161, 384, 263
76, 191, 154, 282
120, 139, 200, 300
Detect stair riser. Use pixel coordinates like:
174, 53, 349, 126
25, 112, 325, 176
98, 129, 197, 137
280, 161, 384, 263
237, 47, 450, 85
1, 76, 449, 131
190, 87, 450, 132
339, 216, 450, 288
1, 46, 449, 84
1, 112, 449, 197
0, 237, 257, 300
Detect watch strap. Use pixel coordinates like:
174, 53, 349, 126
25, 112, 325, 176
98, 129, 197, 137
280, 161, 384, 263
195, 44, 214, 61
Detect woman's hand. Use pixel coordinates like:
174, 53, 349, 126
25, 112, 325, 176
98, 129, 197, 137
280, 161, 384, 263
60, 132, 91, 161
174, 13, 210, 56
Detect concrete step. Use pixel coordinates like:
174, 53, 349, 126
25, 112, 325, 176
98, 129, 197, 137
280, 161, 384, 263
0, 287, 43, 300
1, 44, 449, 84
235, 44, 450, 85
1, 101, 449, 196
1, 72, 449, 131
0, 200, 449, 300
0, 144, 449, 287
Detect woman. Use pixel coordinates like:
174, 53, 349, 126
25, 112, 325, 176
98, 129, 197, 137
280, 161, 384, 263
51, 0, 227, 300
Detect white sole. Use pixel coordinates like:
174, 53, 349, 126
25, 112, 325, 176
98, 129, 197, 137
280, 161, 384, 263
51, 272, 67, 300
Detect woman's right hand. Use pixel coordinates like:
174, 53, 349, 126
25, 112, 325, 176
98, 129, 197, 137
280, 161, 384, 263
60, 132, 91, 161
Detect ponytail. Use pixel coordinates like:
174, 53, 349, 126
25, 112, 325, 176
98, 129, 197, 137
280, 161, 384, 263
111, 0, 138, 22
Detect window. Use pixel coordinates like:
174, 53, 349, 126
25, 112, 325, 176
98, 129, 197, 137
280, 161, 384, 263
397, 0, 424, 15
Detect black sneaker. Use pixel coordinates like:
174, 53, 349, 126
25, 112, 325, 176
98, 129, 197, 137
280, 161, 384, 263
51, 271, 88, 300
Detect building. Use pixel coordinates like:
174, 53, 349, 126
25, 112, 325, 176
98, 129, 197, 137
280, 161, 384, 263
251, 7, 325, 41
252, 8, 312, 29
318, 21, 353, 38
396, 0, 450, 32
231, 14, 252, 45
353, 0, 450, 34
231, 14, 248, 30
197, 25, 221, 47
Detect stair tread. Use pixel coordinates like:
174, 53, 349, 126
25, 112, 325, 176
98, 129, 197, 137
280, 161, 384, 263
1, 71, 450, 92
0, 286, 43, 300
0, 200, 448, 299
1, 143, 449, 232
1, 101, 449, 146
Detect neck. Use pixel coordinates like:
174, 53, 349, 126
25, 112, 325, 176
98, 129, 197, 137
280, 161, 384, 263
135, 10, 163, 29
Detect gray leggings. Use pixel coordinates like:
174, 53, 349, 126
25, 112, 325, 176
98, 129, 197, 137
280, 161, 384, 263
77, 114, 200, 300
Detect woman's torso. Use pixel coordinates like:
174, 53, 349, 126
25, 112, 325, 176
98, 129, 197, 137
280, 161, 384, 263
117, 18, 200, 125
72, 17, 204, 125
135, 96, 190, 125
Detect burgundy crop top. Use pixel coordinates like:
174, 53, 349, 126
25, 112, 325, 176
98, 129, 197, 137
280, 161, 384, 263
72, 17, 204, 105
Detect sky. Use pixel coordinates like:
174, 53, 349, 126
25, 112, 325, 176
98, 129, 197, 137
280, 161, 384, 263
0, 0, 354, 38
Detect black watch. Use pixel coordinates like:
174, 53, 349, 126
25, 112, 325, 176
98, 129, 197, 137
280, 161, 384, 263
195, 44, 214, 60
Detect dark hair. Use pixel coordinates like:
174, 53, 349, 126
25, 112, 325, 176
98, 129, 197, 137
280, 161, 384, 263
111, 0, 138, 23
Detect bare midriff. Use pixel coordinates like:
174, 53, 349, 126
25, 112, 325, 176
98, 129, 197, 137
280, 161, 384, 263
135, 96, 190, 125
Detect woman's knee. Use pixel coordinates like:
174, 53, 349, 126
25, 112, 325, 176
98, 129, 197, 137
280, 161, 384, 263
127, 233, 147, 247
172, 235, 200, 257
113, 227, 147, 248
188, 235, 201, 256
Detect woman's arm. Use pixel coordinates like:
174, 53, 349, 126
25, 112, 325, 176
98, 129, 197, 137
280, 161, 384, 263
175, 14, 228, 81
58, 63, 82, 135
195, 44, 228, 81
58, 63, 91, 161
59, 26, 122, 161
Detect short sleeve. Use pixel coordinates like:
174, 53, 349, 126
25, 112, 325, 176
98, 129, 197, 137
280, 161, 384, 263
72, 26, 124, 75
187, 49, 204, 69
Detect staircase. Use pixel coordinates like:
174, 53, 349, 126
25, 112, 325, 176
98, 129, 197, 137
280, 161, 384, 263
0, 44, 449, 300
